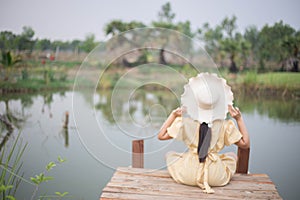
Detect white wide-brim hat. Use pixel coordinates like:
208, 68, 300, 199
181, 73, 233, 125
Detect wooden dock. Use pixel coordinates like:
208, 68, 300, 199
100, 140, 281, 199
100, 167, 282, 200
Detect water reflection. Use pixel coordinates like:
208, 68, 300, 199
0, 91, 299, 199
41, 93, 54, 118
235, 92, 299, 123
92, 89, 300, 125
94, 86, 180, 125
1, 90, 299, 146
0, 96, 28, 150
0, 91, 68, 148
0, 114, 13, 151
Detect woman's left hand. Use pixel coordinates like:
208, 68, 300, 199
172, 107, 183, 117
228, 105, 242, 120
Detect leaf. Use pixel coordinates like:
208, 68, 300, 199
55, 191, 69, 197
42, 176, 54, 182
57, 156, 66, 163
46, 162, 56, 171
6, 195, 16, 200
38, 173, 44, 182
31, 173, 45, 184
30, 177, 40, 185
0, 184, 13, 192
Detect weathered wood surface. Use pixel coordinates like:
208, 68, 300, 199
132, 140, 144, 168
100, 167, 281, 200
236, 147, 250, 173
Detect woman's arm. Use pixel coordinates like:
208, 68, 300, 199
228, 105, 250, 149
157, 107, 182, 140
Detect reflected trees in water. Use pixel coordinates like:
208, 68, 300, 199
94, 86, 179, 125
0, 98, 28, 151
235, 92, 299, 123
0, 91, 70, 150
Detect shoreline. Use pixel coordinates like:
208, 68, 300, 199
1, 68, 299, 99
231, 84, 299, 99
1, 82, 299, 99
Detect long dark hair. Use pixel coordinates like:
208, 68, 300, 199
197, 122, 211, 163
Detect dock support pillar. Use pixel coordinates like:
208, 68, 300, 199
132, 140, 144, 168
236, 147, 250, 174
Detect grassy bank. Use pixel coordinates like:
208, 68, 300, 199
1, 64, 299, 98
0, 78, 73, 94
0, 60, 77, 93
227, 72, 300, 97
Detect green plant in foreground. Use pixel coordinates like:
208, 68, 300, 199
30, 156, 68, 200
0, 132, 26, 200
0, 132, 70, 199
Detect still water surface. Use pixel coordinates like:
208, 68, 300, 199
0, 90, 299, 199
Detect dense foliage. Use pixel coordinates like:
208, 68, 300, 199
0, 2, 299, 72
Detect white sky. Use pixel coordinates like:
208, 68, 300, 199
0, 0, 299, 41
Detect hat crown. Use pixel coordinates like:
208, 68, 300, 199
181, 73, 233, 124
189, 74, 220, 110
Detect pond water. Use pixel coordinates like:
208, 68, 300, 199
0, 90, 299, 200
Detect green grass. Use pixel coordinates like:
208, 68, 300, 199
238, 72, 300, 91
24, 60, 82, 69
0, 78, 73, 92
256, 73, 300, 90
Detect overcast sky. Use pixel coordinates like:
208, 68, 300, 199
0, 0, 299, 41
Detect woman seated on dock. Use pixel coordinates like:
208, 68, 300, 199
158, 73, 250, 194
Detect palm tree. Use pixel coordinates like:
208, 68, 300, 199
0, 51, 22, 81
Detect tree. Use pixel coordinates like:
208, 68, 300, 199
244, 26, 260, 59
198, 23, 224, 66
152, 2, 177, 30
104, 20, 146, 36
0, 51, 22, 80
0, 31, 17, 51
158, 2, 175, 23
80, 34, 98, 52
16, 26, 35, 53
198, 16, 245, 72
70, 39, 81, 54
104, 20, 147, 66
35, 39, 51, 51
152, 2, 195, 65
240, 39, 251, 69
281, 30, 300, 72
219, 16, 241, 73
258, 21, 296, 71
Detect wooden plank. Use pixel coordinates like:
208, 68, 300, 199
106, 176, 277, 191
103, 185, 281, 199
116, 167, 170, 178
101, 192, 197, 200
132, 140, 144, 168
111, 172, 273, 187
236, 147, 250, 173
100, 167, 282, 200
116, 167, 268, 180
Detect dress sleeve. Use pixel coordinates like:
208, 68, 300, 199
167, 117, 184, 141
224, 119, 242, 146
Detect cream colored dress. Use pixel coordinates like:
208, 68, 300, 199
166, 117, 242, 193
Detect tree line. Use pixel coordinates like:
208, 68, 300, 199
0, 2, 299, 72
103, 2, 299, 72
0, 26, 98, 54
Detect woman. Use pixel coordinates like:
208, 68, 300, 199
157, 73, 250, 194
